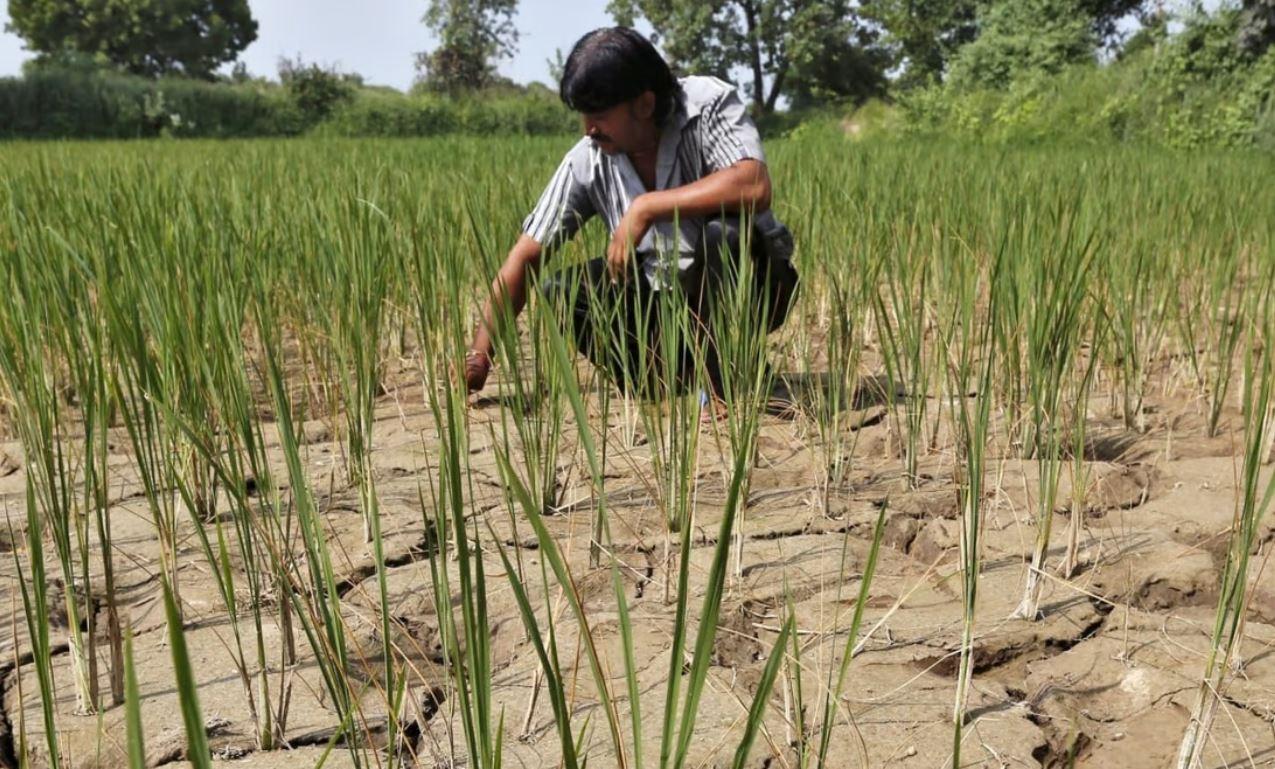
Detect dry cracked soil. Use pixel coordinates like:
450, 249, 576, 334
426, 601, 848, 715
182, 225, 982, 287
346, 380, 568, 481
2, 353, 1274, 769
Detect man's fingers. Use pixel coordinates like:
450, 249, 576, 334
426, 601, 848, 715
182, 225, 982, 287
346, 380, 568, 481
465, 365, 488, 394
607, 245, 625, 283
462, 352, 490, 393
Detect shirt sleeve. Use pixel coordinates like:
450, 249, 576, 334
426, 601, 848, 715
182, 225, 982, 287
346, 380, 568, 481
521, 152, 595, 254
699, 88, 766, 174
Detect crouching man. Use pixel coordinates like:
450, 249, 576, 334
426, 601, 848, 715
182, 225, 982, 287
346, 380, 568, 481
464, 26, 797, 407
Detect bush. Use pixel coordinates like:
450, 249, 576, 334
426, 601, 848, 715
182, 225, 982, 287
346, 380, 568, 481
946, 0, 1097, 91
0, 66, 304, 139
0, 63, 577, 140
278, 57, 359, 124
897, 5, 1275, 149
318, 90, 575, 138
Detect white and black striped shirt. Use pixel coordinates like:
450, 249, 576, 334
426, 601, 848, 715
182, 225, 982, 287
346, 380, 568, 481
522, 76, 793, 288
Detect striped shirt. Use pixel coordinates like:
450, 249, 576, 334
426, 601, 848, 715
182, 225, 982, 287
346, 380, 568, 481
522, 76, 793, 289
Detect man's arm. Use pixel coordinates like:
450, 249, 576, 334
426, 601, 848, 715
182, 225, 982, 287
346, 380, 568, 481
643, 158, 772, 219
467, 145, 594, 392
465, 234, 543, 392
607, 159, 771, 280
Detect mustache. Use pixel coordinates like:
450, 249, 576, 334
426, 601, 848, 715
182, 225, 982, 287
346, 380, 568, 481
588, 130, 614, 144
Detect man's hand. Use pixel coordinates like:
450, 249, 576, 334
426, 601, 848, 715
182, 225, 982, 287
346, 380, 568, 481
466, 235, 542, 395
464, 349, 491, 393
607, 196, 652, 282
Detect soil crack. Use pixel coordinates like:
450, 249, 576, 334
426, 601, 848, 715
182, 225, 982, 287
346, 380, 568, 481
334, 530, 436, 597
1224, 693, 1275, 724
0, 673, 16, 769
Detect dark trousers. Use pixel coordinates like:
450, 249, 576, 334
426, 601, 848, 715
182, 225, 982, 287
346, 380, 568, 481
540, 216, 798, 398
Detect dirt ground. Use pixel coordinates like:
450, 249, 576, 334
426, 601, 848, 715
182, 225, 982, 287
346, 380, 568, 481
2, 350, 1274, 769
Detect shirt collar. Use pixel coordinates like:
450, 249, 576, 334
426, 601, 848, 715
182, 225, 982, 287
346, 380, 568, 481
655, 98, 692, 190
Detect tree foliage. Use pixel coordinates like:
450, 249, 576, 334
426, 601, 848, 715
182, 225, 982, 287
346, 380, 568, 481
1078, 0, 1149, 46
5, 0, 257, 79
416, 0, 519, 94
863, 0, 1145, 89
608, 0, 885, 114
946, 0, 1098, 90
1239, 0, 1275, 55
901, 1, 1275, 149
860, 0, 980, 89
278, 57, 360, 123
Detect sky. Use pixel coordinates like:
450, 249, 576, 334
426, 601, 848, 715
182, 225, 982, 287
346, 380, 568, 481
0, 0, 616, 90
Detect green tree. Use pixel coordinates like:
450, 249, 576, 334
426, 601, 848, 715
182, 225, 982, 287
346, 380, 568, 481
278, 56, 360, 123
547, 47, 566, 86
860, 0, 980, 89
5, 0, 257, 79
608, 0, 885, 114
1239, 0, 1275, 55
863, 0, 1143, 89
785, 28, 889, 109
416, 0, 519, 93
1078, 0, 1148, 47
945, 0, 1098, 89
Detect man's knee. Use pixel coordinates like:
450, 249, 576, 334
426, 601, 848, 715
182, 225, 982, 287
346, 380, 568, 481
540, 259, 608, 309
701, 216, 745, 261
539, 270, 567, 306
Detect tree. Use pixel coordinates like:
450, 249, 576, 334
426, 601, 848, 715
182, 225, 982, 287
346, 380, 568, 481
6, 0, 257, 79
785, 29, 890, 109
1084, 0, 1149, 46
608, 0, 885, 114
860, 0, 980, 89
547, 47, 566, 86
1239, 0, 1275, 55
945, 0, 1097, 90
278, 56, 361, 123
416, 0, 519, 93
862, 0, 1144, 89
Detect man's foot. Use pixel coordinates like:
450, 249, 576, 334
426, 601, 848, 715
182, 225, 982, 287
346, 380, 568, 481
696, 391, 799, 423
699, 390, 730, 425
762, 395, 800, 420
764, 376, 801, 419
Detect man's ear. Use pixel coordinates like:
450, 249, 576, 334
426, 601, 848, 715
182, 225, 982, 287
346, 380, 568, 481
633, 90, 657, 121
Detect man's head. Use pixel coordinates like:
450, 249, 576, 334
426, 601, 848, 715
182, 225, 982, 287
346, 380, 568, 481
560, 27, 683, 154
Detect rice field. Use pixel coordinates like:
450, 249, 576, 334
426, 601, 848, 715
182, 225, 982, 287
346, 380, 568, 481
0, 133, 1273, 769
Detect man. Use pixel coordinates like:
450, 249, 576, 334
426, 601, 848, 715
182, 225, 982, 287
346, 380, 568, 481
464, 26, 797, 404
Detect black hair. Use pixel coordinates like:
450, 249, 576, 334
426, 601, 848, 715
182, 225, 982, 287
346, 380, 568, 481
559, 27, 683, 124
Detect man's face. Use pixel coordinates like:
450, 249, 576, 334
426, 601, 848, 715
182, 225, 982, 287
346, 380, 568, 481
580, 92, 655, 155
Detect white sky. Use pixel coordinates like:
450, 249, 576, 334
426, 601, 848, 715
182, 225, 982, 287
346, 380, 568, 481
0, 0, 615, 90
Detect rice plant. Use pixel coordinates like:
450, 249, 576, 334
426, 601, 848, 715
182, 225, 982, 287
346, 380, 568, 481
1175, 285, 1275, 769
416, 260, 505, 769
630, 258, 705, 601
1061, 317, 1106, 579
162, 268, 294, 750
940, 244, 1001, 767
159, 571, 216, 769
873, 224, 933, 489
1102, 246, 1171, 433
123, 629, 147, 769
704, 217, 781, 578
1010, 204, 1097, 620
813, 503, 888, 767
799, 254, 867, 517
107, 278, 188, 618
257, 299, 367, 764
312, 195, 393, 542
0, 257, 97, 717
11, 481, 62, 768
